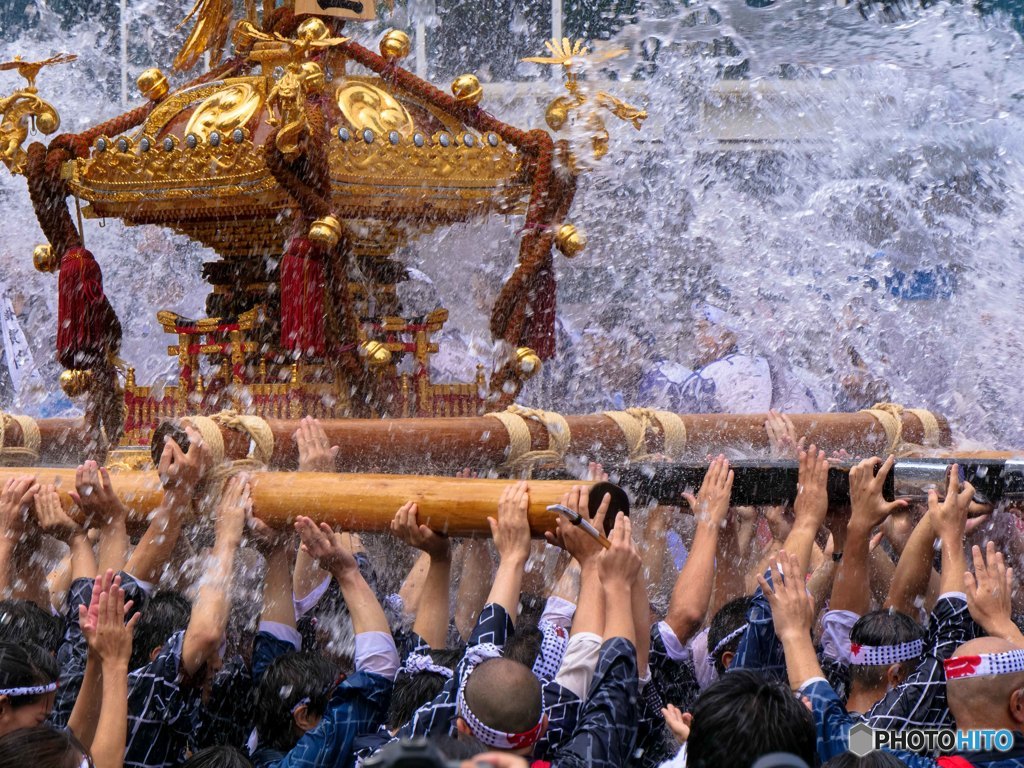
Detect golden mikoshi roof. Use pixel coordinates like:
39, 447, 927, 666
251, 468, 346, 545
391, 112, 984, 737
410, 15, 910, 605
66, 71, 531, 259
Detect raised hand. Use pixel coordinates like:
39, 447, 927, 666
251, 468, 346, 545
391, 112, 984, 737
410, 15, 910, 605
214, 473, 250, 548
294, 416, 340, 473
390, 501, 449, 560
683, 454, 734, 528
158, 425, 213, 497
69, 460, 127, 529
91, 577, 138, 667
765, 410, 803, 460
35, 483, 83, 543
587, 461, 609, 482
964, 541, 1018, 641
793, 445, 829, 529
759, 550, 814, 642
848, 455, 907, 532
662, 704, 692, 745
488, 482, 532, 566
598, 512, 641, 589
544, 485, 609, 565
295, 516, 358, 577
0, 475, 39, 546
929, 464, 974, 543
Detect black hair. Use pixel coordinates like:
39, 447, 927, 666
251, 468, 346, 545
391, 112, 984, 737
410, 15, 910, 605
0, 725, 88, 768
462, 658, 542, 735
687, 669, 816, 768
707, 596, 753, 674
254, 652, 340, 752
131, 592, 191, 671
849, 609, 925, 688
503, 625, 543, 671
387, 649, 462, 732
0, 601, 62, 655
0, 642, 56, 710
823, 753, 906, 767
178, 745, 253, 768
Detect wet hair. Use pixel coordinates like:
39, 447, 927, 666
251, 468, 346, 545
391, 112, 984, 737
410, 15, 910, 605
708, 596, 753, 674
387, 649, 462, 732
0, 601, 62, 654
254, 652, 340, 752
823, 753, 906, 767
462, 658, 542, 735
687, 670, 816, 768
0, 642, 55, 710
178, 745, 253, 768
503, 625, 544, 671
131, 592, 191, 671
849, 610, 925, 688
0, 725, 88, 768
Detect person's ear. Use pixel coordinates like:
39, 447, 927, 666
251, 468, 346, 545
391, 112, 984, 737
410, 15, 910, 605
0, 695, 9, 720
887, 663, 908, 688
538, 714, 548, 740
149, 646, 163, 663
292, 703, 320, 733
456, 717, 472, 737
720, 651, 735, 671
1010, 688, 1024, 724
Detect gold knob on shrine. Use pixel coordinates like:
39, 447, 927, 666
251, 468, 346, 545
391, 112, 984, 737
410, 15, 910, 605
60, 368, 92, 397
515, 347, 542, 379
380, 29, 411, 61
309, 215, 342, 249
33, 243, 58, 273
360, 340, 393, 369
451, 74, 483, 107
137, 68, 169, 101
555, 223, 585, 258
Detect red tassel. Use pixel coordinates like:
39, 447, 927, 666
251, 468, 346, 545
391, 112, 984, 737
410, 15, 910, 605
57, 247, 117, 369
280, 237, 327, 357
526, 257, 557, 360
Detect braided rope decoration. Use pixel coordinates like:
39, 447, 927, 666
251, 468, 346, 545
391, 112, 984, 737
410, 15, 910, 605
211, 410, 275, 465
484, 405, 572, 475
860, 402, 942, 455
0, 413, 41, 465
906, 408, 942, 448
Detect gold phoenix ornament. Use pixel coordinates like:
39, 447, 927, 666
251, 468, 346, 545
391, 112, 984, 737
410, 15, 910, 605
0, 53, 75, 174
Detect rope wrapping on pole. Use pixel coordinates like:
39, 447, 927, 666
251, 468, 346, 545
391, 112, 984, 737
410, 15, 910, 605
484, 405, 571, 475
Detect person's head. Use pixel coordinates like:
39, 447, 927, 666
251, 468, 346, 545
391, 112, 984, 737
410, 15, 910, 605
946, 637, 1024, 731
848, 610, 925, 699
455, 658, 546, 754
0, 601, 62, 655
686, 670, 816, 768
387, 649, 462, 733
0, 643, 57, 737
822, 752, 906, 767
0, 725, 89, 768
178, 745, 253, 768
254, 652, 340, 752
693, 304, 739, 367
708, 597, 753, 674
131, 591, 191, 671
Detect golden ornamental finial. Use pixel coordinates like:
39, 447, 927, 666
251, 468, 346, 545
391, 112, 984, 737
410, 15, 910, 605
0, 53, 73, 175
0, 52, 76, 90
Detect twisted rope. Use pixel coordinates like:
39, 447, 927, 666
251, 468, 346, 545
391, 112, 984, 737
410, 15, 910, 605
859, 402, 941, 455
906, 408, 941, 448
484, 405, 571, 474
211, 410, 274, 465
0, 413, 40, 465
602, 408, 689, 462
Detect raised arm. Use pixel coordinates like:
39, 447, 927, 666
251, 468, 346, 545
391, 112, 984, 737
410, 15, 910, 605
884, 511, 936, 615
35, 483, 96, 582
761, 550, 822, 689
0, 476, 38, 596
930, 465, 973, 596
124, 428, 211, 585
666, 455, 733, 643
291, 418, 337, 603
181, 473, 247, 677
831, 456, 907, 616
783, 446, 829, 578
599, 513, 641, 646
485, 481, 533, 624
70, 462, 129, 574
390, 501, 452, 648
964, 541, 1024, 645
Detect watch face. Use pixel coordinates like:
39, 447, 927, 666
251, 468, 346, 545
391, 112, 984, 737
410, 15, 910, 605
294, 0, 377, 21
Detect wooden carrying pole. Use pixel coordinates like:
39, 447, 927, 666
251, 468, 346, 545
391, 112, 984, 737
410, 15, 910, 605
156, 409, 953, 473
0, 468, 577, 537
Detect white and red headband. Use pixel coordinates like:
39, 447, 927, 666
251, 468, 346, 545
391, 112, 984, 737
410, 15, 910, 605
849, 640, 923, 667
532, 621, 569, 683
456, 643, 546, 750
944, 650, 1024, 680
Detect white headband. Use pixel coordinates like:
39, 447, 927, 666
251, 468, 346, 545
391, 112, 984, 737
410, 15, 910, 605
849, 640, 924, 667
945, 650, 1024, 680
708, 625, 748, 665
0, 681, 57, 697
456, 642, 546, 750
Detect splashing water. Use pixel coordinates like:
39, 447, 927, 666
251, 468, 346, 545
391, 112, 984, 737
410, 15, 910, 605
1, 0, 1023, 450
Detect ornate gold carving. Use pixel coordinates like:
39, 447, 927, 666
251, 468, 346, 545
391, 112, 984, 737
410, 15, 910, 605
267, 64, 311, 158
184, 81, 263, 139
522, 38, 647, 161
0, 54, 73, 174
336, 80, 414, 138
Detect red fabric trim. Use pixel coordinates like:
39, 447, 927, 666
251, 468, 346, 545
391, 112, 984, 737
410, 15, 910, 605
938, 757, 975, 768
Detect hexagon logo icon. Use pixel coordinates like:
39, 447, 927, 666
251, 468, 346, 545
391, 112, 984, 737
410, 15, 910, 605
848, 722, 875, 757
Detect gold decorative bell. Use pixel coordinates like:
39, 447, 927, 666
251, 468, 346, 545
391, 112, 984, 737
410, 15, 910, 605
137, 68, 169, 102
308, 215, 342, 249
451, 74, 483, 107
380, 29, 411, 61
515, 347, 542, 380
297, 18, 331, 43
60, 369, 92, 398
300, 62, 326, 94
360, 340, 393, 369
32, 244, 58, 273
555, 223, 586, 258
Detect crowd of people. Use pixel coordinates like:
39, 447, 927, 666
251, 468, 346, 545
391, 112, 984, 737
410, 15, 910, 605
0, 411, 1019, 768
